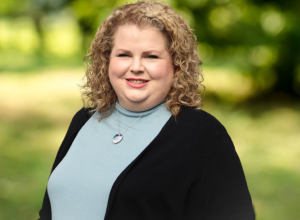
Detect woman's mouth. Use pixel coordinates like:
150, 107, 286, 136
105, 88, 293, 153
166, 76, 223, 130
126, 79, 149, 88
126, 79, 148, 84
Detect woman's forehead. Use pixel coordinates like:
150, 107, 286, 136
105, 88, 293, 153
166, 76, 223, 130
113, 24, 166, 49
112, 24, 169, 51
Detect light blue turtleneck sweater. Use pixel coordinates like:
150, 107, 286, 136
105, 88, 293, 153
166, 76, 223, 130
47, 102, 172, 220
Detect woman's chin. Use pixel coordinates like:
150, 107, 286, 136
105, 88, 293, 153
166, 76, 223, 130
122, 94, 148, 104
119, 96, 161, 111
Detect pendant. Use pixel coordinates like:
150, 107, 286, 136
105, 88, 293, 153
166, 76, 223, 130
113, 134, 123, 144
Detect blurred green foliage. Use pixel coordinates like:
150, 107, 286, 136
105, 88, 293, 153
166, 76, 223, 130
1, 0, 300, 220
1, 0, 300, 99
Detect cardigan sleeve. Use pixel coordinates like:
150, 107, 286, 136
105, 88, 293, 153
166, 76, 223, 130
199, 130, 255, 220
38, 108, 90, 220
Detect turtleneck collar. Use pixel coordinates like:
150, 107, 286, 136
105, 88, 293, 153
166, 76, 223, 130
115, 101, 166, 118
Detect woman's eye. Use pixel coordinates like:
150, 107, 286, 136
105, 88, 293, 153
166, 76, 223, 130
147, 55, 158, 59
118, 54, 128, 57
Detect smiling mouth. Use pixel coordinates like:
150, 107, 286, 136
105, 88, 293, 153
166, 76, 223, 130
126, 79, 149, 84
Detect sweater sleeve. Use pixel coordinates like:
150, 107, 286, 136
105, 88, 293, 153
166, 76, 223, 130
200, 130, 255, 220
38, 108, 89, 220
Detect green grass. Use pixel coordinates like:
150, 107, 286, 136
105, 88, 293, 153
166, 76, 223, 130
0, 69, 299, 220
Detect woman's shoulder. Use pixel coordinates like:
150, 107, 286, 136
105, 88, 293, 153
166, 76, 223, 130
177, 106, 226, 136
68, 107, 95, 127
79, 107, 95, 120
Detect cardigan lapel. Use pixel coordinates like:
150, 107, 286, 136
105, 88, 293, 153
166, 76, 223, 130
103, 113, 176, 220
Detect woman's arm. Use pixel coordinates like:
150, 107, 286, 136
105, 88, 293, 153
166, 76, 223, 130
199, 130, 255, 220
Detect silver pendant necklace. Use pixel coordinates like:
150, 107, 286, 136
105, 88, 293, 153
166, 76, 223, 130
113, 105, 145, 144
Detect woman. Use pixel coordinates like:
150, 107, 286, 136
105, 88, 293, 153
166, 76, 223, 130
39, 1, 255, 220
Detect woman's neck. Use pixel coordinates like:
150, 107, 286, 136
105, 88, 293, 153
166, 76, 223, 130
116, 100, 166, 118
117, 99, 166, 112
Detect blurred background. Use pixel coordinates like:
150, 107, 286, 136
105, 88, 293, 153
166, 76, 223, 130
0, 0, 299, 219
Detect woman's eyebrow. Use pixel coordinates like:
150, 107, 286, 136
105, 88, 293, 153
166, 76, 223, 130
115, 49, 132, 54
143, 50, 162, 55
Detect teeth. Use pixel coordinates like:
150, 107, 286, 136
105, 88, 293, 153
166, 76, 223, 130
128, 80, 147, 84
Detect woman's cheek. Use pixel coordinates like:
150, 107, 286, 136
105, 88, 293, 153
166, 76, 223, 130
109, 59, 128, 77
148, 60, 173, 79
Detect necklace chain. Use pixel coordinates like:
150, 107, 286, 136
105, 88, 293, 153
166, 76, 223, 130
117, 105, 145, 135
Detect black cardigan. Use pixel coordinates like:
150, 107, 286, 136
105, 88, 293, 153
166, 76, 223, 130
38, 106, 255, 220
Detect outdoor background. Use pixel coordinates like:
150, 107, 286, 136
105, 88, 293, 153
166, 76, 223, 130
0, 0, 300, 219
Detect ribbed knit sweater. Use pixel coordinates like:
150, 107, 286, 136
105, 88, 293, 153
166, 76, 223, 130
47, 102, 171, 220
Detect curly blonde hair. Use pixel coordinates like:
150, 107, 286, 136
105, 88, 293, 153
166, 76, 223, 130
81, 0, 204, 119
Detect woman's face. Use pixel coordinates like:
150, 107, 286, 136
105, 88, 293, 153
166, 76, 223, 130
109, 24, 174, 111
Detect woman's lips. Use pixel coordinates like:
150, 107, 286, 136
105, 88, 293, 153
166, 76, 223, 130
126, 79, 149, 88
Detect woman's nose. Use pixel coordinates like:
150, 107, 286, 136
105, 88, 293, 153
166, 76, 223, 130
130, 57, 145, 74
